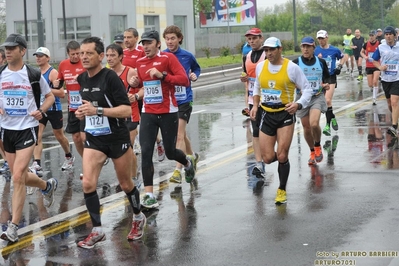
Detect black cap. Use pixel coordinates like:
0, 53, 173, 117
369, 30, 377, 36
1, 33, 27, 48
384, 26, 396, 36
139, 30, 160, 44
114, 34, 124, 43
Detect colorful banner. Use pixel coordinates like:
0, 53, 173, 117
199, 0, 256, 28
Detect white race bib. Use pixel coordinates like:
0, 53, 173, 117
144, 80, 163, 104
84, 115, 111, 136
69, 91, 82, 110
261, 89, 282, 105
174, 86, 187, 101
3, 90, 28, 116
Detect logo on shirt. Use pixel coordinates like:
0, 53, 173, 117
75, 68, 84, 72
82, 88, 89, 92
91, 88, 100, 92
268, 81, 276, 89
153, 62, 161, 66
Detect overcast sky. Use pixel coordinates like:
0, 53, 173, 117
258, 0, 289, 10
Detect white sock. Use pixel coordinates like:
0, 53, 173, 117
146, 192, 154, 198
373, 87, 378, 99
133, 212, 144, 220
175, 167, 182, 172
185, 159, 191, 169
92, 226, 103, 233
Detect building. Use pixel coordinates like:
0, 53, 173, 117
5, 0, 196, 62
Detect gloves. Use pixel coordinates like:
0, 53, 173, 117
334, 64, 342, 75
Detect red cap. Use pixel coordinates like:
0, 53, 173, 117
245, 28, 262, 37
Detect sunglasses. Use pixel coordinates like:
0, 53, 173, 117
317, 37, 325, 40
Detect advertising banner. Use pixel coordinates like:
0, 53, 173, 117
199, 0, 256, 28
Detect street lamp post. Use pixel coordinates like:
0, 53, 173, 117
293, 0, 299, 52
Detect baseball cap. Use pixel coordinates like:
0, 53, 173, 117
139, 30, 160, 43
33, 47, 50, 57
301, 36, 315, 46
377, 28, 382, 32
369, 30, 376, 36
316, 30, 328, 39
245, 28, 262, 37
113, 34, 124, 43
263, 37, 282, 48
1, 33, 27, 49
384, 26, 396, 36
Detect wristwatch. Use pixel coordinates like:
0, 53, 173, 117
38, 108, 47, 117
96, 107, 104, 116
161, 71, 168, 81
135, 93, 139, 101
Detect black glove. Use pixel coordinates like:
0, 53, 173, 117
334, 64, 342, 75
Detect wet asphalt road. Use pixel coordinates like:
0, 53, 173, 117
0, 72, 399, 266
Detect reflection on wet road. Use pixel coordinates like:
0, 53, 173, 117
1, 74, 399, 265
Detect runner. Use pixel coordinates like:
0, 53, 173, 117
315, 30, 344, 136
31, 47, 74, 175
342, 28, 355, 77
53, 40, 85, 169
106, 43, 141, 185
360, 30, 380, 105
163, 25, 201, 183
130, 30, 196, 209
372, 26, 399, 139
75, 36, 146, 248
293, 37, 330, 165
239, 27, 267, 178
0, 34, 57, 243
123, 27, 165, 160
250, 37, 312, 204
350, 29, 365, 82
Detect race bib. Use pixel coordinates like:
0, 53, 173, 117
248, 77, 255, 96
174, 86, 187, 101
385, 60, 398, 76
144, 80, 163, 104
368, 52, 374, 62
307, 76, 322, 95
69, 91, 82, 110
324, 57, 332, 71
3, 90, 28, 116
261, 88, 282, 105
84, 115, 111, 136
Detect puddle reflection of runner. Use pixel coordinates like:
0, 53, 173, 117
323, 135, 339, 165
368, 109, 385, 164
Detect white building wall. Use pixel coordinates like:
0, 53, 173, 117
5, 0, 195, 62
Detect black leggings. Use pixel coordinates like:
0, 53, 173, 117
140, 113, 188, 186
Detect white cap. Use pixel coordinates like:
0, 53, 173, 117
33, 47, 50, 57
316, 30, 328, 38
263, 37, 282, 48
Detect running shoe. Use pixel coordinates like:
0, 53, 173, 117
346, 68, 350, 74
373, 98, 377, 106
0, 161, 9, 174
387, 126, 398, 138
42, 178, 58, 208
77, 230, 106, 249
275, 188, 287, 205
350, 71, 354, 78
357, 74, 363, 81
308, 151, 316, 165
0, 221, 18, 243
194, 152, 200, 170
141, 195, 159, 209
30, 161, 43, 177
252, 165, 266, 179
332, 135, 339, 151
170, 186, 183, 201
184, 155, 196, 183
61, 156, 75, 171
169, 170, 182, 184
314, 146, 323, 163
331, 118, 339, 131
127, 214, 147, 241
157, 140, 165, 162
323, 124, 331, 136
